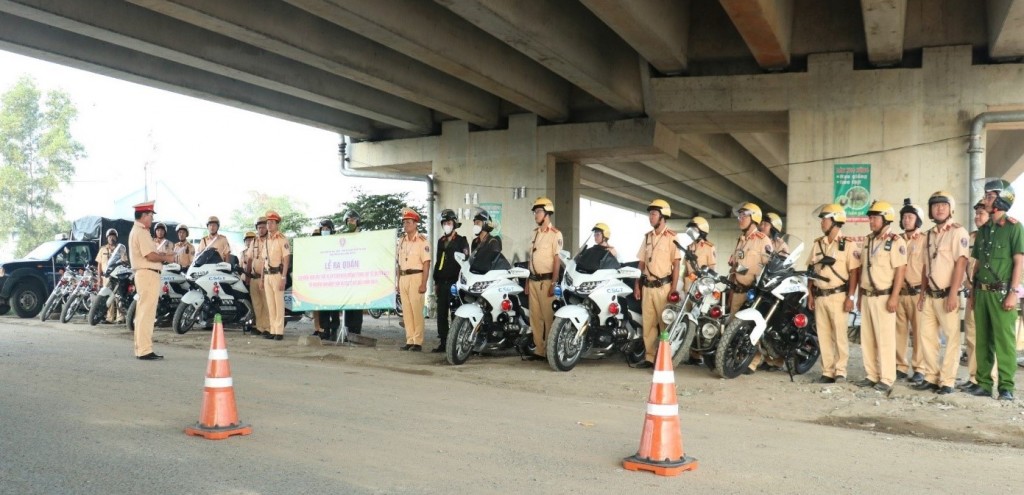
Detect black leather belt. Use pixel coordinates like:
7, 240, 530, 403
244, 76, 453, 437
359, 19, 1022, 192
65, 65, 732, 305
900, 284, 921, 296
400, 269, 424, 276
263, 266, 282, 275
529, 272, 553, 281
976, 282, 1009, 293
862, 288, 893, 297
812, 284, 848, 298
643, 275, 672, 288
925, 288, 950, 298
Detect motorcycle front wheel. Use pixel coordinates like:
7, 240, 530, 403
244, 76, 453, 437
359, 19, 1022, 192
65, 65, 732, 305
60, 295, 81, 324
39, 291, 60, 322
367, 309, 383, 319
786, 332, 821, 376
547, 317, 584, 372
714, 318, 757, 379
669, 318, 698, 367
173, 302, 200, 334
445, 316, 475, 365
126, 300, 137, 333
87, 295, 107, 326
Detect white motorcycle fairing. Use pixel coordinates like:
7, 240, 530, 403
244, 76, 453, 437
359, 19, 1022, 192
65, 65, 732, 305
181, 290, 204, 307
735, 307, 768, 345
454, 302, 484, 328
553, 304, 589, 331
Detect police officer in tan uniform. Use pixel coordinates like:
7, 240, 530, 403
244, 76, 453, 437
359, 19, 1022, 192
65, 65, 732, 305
95, 228, 124, 323
913, 191, 970, 394
760, 212, 790, 255
896, 200, 927, 384
683, 217, 716, 293
591, 223, 617, 258
197, 215, 231, 262
241, 230, 257, 286
856, 201, 908, 393
807, 204, 861, 383
153, 223, 172, 254
262, 211, 290, 341
729, 202, 775, 373
173, 224, 195, 268
397, 208, 431, 351
249, 217, 269, 336
526, 198, 563, 360
633, 199, 680, 369
960, 200, 997, 390
128, 201, 174, 360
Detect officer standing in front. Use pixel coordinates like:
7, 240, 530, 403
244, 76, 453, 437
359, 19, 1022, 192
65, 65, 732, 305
807, 204, 861, 384
262, 211, 290, 341
896, 199, 927, 384
432, 209, 470, 353
339, 211, 364, 336
173, 224, 195, 268
913, 191, 969, 395
249, 217, 269, 336
526, 198, 562, 361
967, 179, 1022, 401
729, 202, 775, 373
634, 199, 680, 369
397, 208, 431, 351
128, 201, 174, 360
856, 201, 908, 393
198, 215, 231, 262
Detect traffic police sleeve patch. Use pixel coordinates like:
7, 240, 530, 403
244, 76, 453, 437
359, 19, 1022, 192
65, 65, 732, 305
853, 250, 861, 259
899, 245, 906, 255
961, 237, 969, 248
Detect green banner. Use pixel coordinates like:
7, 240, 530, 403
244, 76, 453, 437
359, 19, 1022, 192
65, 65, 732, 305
834, 164, 871, 222
291, 230, 397, 311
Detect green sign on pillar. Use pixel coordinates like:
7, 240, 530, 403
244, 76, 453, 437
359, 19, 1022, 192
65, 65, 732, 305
834, 164, 871, 223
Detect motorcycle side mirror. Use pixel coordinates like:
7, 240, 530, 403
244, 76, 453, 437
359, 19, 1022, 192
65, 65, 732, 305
735, 265, 749, 275
819, 256, 836, 267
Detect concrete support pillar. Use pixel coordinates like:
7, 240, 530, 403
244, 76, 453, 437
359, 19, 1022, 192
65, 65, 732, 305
553, 160, 581, 252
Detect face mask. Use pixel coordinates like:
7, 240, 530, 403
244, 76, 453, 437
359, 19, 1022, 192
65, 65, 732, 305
473, 225, 482, 236
321, 229, 331, 235
443, 225, 453, 235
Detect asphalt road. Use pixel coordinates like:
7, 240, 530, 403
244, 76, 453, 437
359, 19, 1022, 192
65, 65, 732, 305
1, 316, 1023, 494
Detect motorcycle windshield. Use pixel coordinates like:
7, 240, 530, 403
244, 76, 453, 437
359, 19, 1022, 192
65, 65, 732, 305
108, 244, 126, 266
192, 247, 223, 267
468, 250, 511, 274
767, 234, 805, 270
573, 245, 620, 274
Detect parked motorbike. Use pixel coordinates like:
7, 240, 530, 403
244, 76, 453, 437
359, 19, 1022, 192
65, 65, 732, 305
173, 248, 254, 334
661, 244, 733, 368
125, 262, 190, 332
445, 251, 532, 365
39, 264, 78, 322
367, 293, 403, 319
61, 265, 99, 324
713, 235, 824, 379
88, 245, 135, 326
545, 246, 644, 371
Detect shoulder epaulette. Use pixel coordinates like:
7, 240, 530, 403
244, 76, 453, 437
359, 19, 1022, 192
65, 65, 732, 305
751, 231, 766, 239
664, 229, 677, 236
417, 233, 427, 241
950, 222, 963, 229
550, 227, 561, 233
704, 240, 714, 247
843, 235, 866, 242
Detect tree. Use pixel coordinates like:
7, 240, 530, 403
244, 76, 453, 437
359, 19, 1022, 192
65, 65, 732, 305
328, 190, 426, 233
0, 76, 84, 256
229, 191, 310, 236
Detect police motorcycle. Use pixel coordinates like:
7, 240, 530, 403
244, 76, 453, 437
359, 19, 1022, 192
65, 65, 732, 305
173, 248, 254, 334
545, 241, 647, 371
713, 235, 824, 379
661, 238, 734, 368
39, 263, 78, 322
87, 245, 135, 326
125, 262, 190, 332
60, 265, 99, 323
445, 250, 532, 365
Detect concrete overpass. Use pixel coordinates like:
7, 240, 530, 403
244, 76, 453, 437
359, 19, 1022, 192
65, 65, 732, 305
2, 0, 1024, 253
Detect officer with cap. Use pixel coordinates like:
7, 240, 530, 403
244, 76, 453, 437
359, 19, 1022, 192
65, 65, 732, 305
198, 215, 231, 263
128, 200, 175, 360
337, 211, 364, 335
856, 200, 908, 393
526, 197, 562, 361
95, 227, 125, 323
913, 191, 970, 395
432, 209, 470, 352
340, 210, 359, 234
590, 223, 617, 258
729, 202, 775, 373
759, 212, 790, 255
896, 199, 927, 384
241, 231, 257, 286
682, 217, 716, 365
634, 199, 680, 368
317, 219, 342, 339
397, 207, 431, 351
262, 211, 290, 340
807, 204, 861, 383
960, 200, 997, 391
249, 217, 270, 336
153, 223, 173, 254
967, 179, 1022, 400
471, 208, 502, 256
173, 224, 195, 268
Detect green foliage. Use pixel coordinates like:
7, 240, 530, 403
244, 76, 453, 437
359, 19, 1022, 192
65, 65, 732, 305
229, 191, 310, 236
0, 76, 84, 256
327, 189, 426, 234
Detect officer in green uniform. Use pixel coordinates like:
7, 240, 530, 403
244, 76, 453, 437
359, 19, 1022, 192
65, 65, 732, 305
967, 179, 1022, 401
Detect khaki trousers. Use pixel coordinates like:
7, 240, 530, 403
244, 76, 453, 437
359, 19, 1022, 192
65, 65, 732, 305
399, 274, 426, 345
861, 295, 897, 386
918, 295, 961, 387
133, 269, 159, 357
263, 273, 285, 335
528, 279, 554, 357
642, 284, 671, 363
895, 294, 921, 374
814, 292, 850, 378
250, 277, 269, 332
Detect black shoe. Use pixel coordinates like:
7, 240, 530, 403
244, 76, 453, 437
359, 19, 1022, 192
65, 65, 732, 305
137, 352, 163, 361
526, 354, 545, 361
956, 380, 975, 390
274, 335, 283, 341
912, 381, 939, 391
264, 333, 276, 339
312, 331, 324, 338
998, 390, 1015, 401
410, 345, 422, 352
817, 376, 836, 384
635, 361, 654, 369
431, 345, 445, 353
968, 385, 991, 397
909, 372, 925, 384
936, 386, 955, 395
873, 382, 892, 393
896, 370, 908, 380
400, 344, 412, 351
854, 378, 877, 388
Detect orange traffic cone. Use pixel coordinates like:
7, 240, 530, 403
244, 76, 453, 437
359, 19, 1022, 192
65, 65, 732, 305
622, 331, 698, 476
185, 314, 252, 440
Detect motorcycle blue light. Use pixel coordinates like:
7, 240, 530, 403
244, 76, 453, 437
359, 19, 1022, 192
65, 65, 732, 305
746, 289, 756, 301
554, 285, 562, 297
449, 284, 457, 296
